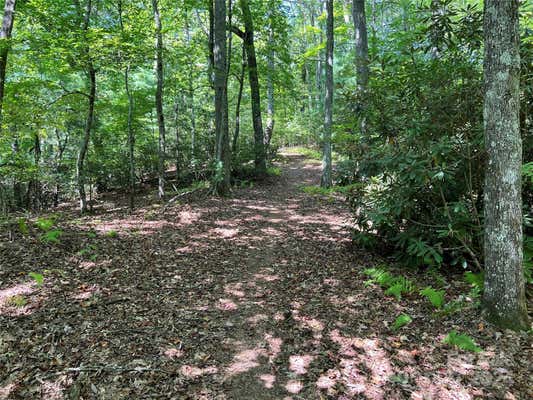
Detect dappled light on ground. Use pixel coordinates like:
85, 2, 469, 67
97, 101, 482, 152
0, 153, 530, 398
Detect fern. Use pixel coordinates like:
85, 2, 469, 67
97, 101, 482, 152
35, 217, 55, 231
40, 229, 62, 244
392, 314, 412, 330
420, 286, 445, 308
364, 268, 414, 299
443, 330, 482, 353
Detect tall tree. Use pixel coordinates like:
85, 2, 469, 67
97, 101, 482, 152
239, 0, 266, 176
118, 0, 135, 212
482, 0, 529, 331
213, 0, 230, 194
321, 0, 333, 188
152, 0, 166, 199
265, 11, 275, 151
0, 0, 16, 128
75, 0, 96, 213
352, 0, 368, 134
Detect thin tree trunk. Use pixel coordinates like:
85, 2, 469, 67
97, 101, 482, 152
239, 0, 266, 176
208, 0, 215, 87
31, 132, 41, 210
77, 64, 96, 213
352, 0, 369, 135
119, 0, 135, 211
232, 44, 246, 154
482, 0, 529, 331
152, 0, 166, 199
185, 9, 196, 161
54, 129, 68, 207
265, 24, 275, 152
0, 0, 16, 129
173, 96, 180, 180
213, 0, 230, 195
321, 0, 333, 188
125, 65, 135, 211
76, 0, 95, 214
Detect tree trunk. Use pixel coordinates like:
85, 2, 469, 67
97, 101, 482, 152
239, 0, 266, 176
213, 0, 230, 195
119, 0, 135, 212
77, 64, 96, 213
125, 65, 135, 211
232, 44, 246, 154
482, 0, 529, 331
152, 0, 166, 199
265, 23, 275, 152
185, 9, 197, 161
76, 0, 95, 214
321, 0, 333, 188
0, 0, 16, 129
352, 0, 368, 135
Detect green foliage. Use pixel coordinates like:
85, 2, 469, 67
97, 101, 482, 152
464, 271, 484, 289
28, 272, 44, 286
392, 314, 412, 330
420, 286, 446, 309
341, 1, 489, 270
7, 295, 27, 307
285, 147, 322, 160
105, 230, 118, 238
363, 267, 414, 299
35, 217, 55, 232
442, 330, 482, 353
523, 236, 533, 285
266, 166, 282, 177
40, 229, 62, 244
17, 218, 29, 234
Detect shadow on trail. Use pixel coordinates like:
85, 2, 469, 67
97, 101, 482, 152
0, 153, 529, 399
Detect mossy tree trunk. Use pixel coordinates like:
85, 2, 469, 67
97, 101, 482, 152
482, 0, 529, 331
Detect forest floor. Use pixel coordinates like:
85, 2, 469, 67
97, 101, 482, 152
0, 150, 531, 400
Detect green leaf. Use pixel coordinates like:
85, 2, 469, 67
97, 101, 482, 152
35, 217, 55, 231
28, 272, 44, 286
442, 330, 482, 352
420, 286, 445, 308
392, 314, 412, 330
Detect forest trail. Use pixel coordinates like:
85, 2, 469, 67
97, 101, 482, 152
0, 151, 530, 399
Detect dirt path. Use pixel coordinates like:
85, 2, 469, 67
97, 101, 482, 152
0, 152, 531, 399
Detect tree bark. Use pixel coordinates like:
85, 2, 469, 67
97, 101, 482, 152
152, 0, 166, 199
213, 0, 230, 195
321, 0, 333, 188
0, 0, 16, 129
482, 0, 529, 331
265, 22, 275, 152
75, 0, 96, 214
232, 44, 246, 154
352, 0, 368, 135
118, 0, 135, 212
239, 0, 266, 176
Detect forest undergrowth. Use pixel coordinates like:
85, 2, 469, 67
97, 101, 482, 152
0, 150, 531, 399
